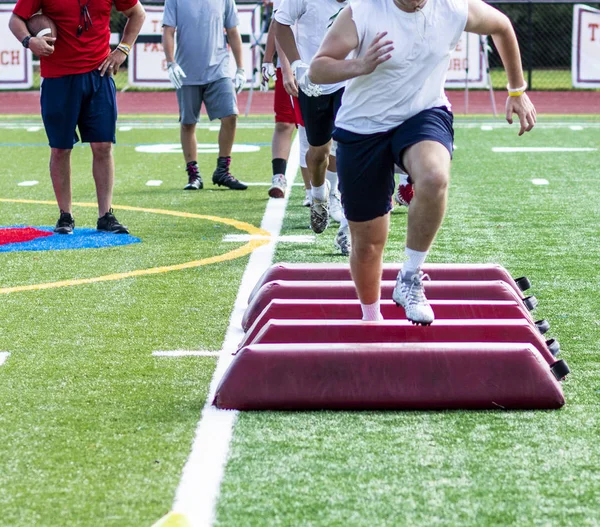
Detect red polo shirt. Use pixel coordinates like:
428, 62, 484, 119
13, 0, 138, 78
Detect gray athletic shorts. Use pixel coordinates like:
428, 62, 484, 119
177, 77, 238, 124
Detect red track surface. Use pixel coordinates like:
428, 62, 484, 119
1, 89, 599, 115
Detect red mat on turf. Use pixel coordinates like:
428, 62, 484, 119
249, 263, 527, 303
214, 342, 565, 410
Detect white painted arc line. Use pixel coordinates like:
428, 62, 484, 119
153, 350, 219, 357
532, 179, 549, 185
0, 352, 9, 367
570, 125, 584, 131
18, 181, 39, 187
480, 125, 493, 131
222, 234, 315, 243
170, 134, 301, 527
146, 180, 163, 187
493, 147, 597, 153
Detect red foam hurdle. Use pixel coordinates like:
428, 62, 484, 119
240, 299, 534, 350
242, 280, 531, 332
246, 318, 558, 366
213, 342, 565, 410
249, 263, 528, 303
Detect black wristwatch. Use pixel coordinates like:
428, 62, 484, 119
22, 35, 31, 48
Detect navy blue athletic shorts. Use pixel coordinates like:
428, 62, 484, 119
40, 70, 117, 149
298, 87, 344, 147
333, 106, 454, 222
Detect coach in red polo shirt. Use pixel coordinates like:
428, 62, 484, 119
9, 0, 145, 234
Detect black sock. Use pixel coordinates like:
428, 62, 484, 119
272, 158, 287, 176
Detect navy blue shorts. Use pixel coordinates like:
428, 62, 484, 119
298, 87, 344, 147
40, 70, 117, 149
333, 106, 454, 222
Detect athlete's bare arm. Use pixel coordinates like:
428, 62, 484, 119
273, 21, 301, 64
465, 0, 536, 135
309, 7, 393, 85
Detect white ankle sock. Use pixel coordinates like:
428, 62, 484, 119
403, 247, 428, 278
361, 300, 383, 321
340, 216, 348, 229
326, 170, 338, 193
311, 182, 328, 201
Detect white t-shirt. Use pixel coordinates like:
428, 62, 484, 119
335, 0, 468, 133
274, 0, 348, 94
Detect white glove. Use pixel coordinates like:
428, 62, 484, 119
234, 68, 246, 94
260, 62, 276, 92
167, 62, 186, 90
291, 60, 322, 97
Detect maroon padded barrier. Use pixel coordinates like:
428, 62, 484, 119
240, 299, 532, 350
242, 280, 531, 332
246, 318, 558, 366
213, 342, 565, 410
248, 263, 526, 303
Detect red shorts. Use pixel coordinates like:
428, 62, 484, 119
274, 68, 304, 126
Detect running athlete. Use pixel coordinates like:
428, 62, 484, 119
274, 0, 351, 256
310, 0, 535, 323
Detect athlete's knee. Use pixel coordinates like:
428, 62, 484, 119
50, 148, 71, 160
221, 114, 237, 126
416, 167, 449, 197
351, 228, 386, 262
90, 142, 112, 158
275, 122, 295, 134
308, 144, 330, 165
181, 123, 196, 132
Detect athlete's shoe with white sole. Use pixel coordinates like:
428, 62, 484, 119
310, 180, 330, 234
329, 191, 344, 223
268, 174, 287, 199
334, 224, 351, 256
392, 270, 434, 325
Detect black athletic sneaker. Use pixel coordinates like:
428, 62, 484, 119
97, 209, 129, 234
54, 210, 74, 234
184, 162, 203, 190
212, 156, 247, 190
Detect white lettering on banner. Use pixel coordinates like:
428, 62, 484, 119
445, 32, 488, 89
0, 5, 33, 90
572, 4, 600, 88
129, 4, 262, 89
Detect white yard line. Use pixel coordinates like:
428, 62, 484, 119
166, 135, 300, 527
493, 147, 597, 153
17, 181, 39, 187
153, 350, 219, 357
532, 179, 549, 185
223, 234, 314, 243
0, 352, 9, 367
146, 180, 163, 187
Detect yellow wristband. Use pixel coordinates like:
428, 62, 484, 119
117, 42, 131, 55
507, 82, 527, 97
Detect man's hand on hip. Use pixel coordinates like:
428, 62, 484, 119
167, 62, 187, 90
291, 60, 322, 97
99, 48, 128, 77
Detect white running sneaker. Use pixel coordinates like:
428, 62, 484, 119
302, 190, 312, 207
392, 270, 434, 325
329, 191, 344, 223
334, 224, 351, 256
268, 174, 287, 199
310, 180, 330, 234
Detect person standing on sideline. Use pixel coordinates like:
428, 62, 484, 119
310, 0, 536, 323
9, 0, 145, 234
260, 0, 312, 201
162, 0, 247, 191
274, 0, 352, 255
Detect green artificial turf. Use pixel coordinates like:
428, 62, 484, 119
0, 118, 599, 526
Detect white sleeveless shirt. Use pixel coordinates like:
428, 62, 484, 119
335, 0, 468, 133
